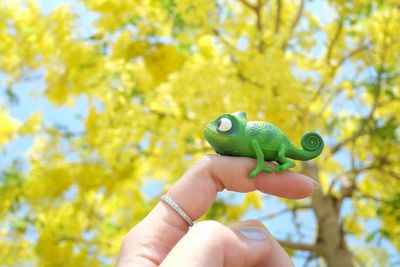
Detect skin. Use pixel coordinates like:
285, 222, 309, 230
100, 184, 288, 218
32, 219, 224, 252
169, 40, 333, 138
117, 155, 319, 267
204, 112, 324, 178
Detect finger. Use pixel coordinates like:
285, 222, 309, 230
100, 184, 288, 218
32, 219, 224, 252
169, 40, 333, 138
167, 154, 317, 223
229, 220, 294, 267
117, 155, 317, 266
161, 220, 275, 267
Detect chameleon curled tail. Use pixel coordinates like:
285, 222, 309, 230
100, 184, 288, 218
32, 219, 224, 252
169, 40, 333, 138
301, 132, 324, 152
288, 132, 324, 161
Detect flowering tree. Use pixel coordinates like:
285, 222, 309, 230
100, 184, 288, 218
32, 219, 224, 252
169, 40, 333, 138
0, 0, 399, 266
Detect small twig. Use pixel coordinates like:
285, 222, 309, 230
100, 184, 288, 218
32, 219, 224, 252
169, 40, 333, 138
239, 0, 264, 52
310, 43, 369, 106
278, 240, 323, 255
239, 0, 256, 11
302, 253, 318, 267
282, 0, 305, 50
326, 14, 345, 65
275, 0, 282, 34
256, 204, 311, 221
213, 28, 237, 50
330, 68, 383, 154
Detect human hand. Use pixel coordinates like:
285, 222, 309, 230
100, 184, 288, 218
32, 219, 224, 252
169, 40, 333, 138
117, 155, 318, 267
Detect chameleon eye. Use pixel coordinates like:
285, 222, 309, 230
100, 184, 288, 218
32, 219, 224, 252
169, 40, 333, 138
216, 117, 232, 132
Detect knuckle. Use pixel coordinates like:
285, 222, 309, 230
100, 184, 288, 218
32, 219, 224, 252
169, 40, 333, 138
193, 155, 224, 191
118, 229, 161, 266
190, 220, 231, 242
192, 220, 225, 234
195, 155, 214, 169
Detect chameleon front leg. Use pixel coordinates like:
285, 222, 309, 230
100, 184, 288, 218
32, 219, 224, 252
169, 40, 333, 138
249, 139, 274, 178
275, 144, 296, 172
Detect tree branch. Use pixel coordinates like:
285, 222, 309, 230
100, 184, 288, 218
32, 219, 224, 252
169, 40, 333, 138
386, 170, 400, 180
282, 0, 305, 50
239, 0, 264, 52
330, 67, 383, 154
278, 240, 323, 255
256, 204, 311, 221
310, 43, 369, 107
314, 44, 369, 116
255, 0, 264, 52
239, 0, 256, 11
357, 193, 385, 203
275, 0, 282, 34
330, 130, 368, 154
213, 28, 237, 50
327, 161, 381, 195
290, 0, 304, 32
326, 14, 344, 65
302, 253, 318, 267
213, 28, 264, 88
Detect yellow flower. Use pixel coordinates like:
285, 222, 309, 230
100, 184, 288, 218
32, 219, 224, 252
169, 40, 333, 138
0, 110, 20, 146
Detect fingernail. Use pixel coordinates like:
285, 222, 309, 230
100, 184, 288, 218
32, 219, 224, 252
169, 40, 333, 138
239, 228, 267, 241
311, 179, 320, 189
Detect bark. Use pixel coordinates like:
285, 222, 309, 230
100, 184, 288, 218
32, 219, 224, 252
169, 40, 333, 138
302, 163, 354, 267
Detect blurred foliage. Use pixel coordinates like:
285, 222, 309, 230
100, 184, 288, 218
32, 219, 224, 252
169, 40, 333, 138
0, 0, 399, 266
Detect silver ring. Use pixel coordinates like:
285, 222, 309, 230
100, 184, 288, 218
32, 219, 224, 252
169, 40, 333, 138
160, 195, 194, 227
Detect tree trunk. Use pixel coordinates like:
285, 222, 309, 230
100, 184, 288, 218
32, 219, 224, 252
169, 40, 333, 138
302, 163, 354, 267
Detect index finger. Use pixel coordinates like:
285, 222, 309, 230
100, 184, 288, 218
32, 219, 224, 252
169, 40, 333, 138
117, 154, 318, 266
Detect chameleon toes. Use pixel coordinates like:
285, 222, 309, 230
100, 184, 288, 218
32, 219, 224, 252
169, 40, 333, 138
249, 164, 273, 178
275, 165, 286, 172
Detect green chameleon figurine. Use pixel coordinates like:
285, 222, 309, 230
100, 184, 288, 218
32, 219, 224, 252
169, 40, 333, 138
204, 111, 324, 178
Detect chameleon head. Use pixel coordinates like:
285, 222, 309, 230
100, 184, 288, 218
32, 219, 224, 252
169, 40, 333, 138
204, 111, 247, 155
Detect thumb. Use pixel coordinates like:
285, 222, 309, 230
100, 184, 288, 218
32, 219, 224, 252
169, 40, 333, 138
160, 220, 271, 267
